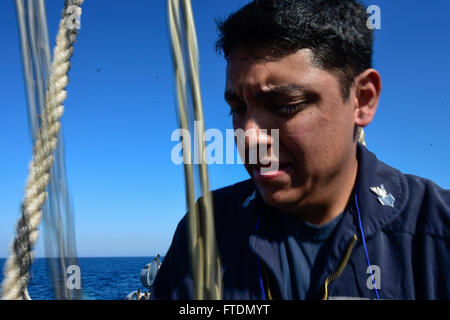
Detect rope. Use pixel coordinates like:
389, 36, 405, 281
167, 0, 222, 300
1, 0, 84, 300
357, 127, 367, 146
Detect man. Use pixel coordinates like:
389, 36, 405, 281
152, 0, 450, 299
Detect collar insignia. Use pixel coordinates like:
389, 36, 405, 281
370, 184, 395, 208
242, 191, 256, 208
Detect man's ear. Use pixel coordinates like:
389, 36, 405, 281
353, 68, 382, 127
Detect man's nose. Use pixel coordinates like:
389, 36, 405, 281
242, 112, 271, 148
237, 110, 275, 166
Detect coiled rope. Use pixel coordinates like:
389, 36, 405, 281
1, 0, 84, 300
358, 127, 366, 146
167, 0, 222, 300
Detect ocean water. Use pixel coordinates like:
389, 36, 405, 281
0, 257, 158, 300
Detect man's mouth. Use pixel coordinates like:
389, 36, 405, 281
251, 162, 292, 180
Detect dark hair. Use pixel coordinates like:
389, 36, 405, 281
216, 0, 373, 99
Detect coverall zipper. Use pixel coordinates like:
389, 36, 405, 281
322, 234, 358, 300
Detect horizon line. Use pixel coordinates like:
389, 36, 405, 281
0, 255, 163, 259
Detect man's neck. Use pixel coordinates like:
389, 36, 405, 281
287, 151, 359, 226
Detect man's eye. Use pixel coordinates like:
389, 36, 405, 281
229, 105, 246, 117
272, 103, 306, 115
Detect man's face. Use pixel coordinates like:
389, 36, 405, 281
225, 49, 358, 213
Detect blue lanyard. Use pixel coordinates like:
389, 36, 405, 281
354, 192, 381, 300
254, 208, 266, 300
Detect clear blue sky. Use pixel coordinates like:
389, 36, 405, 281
1, 0, 449, 258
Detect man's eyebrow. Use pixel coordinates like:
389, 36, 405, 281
259, 84, 308, 99
224, 84, 307, 103
224, 90, 241, 103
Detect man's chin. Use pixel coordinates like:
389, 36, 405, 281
257, 186, 301, 212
